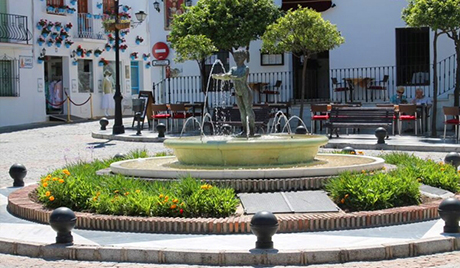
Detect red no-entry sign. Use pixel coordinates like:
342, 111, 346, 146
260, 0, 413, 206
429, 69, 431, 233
152, 42, 170, 60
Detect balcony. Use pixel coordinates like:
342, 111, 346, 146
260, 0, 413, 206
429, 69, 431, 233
0, 13, 32, 44
76, 13, 105, 40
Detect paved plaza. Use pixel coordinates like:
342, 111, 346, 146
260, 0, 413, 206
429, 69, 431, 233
1, 118, 460, 267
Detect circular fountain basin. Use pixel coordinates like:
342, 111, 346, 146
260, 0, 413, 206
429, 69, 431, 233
110, 154, 385, 179
163, 134, 329, 166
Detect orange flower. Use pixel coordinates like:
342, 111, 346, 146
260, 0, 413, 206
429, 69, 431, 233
62, 169, 71, 176
361, 170, 366, 174
159, 194, 164, 198
93, 197, 98, 201
49, 196, 55, 201
173, 198, 179, 203
124, 192, 129, 196
45, 191, 51, 197
58, 179, 64, 183
43, 182, 48, 187
357, 151, 364, 155
52, 177, 58, 181
340, 198, 345, 204
46, 175, 52, 180
170, 204, 177, 209
344, 194, 349, 199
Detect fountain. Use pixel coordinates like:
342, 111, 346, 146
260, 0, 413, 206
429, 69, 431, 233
110, 50, 385, 179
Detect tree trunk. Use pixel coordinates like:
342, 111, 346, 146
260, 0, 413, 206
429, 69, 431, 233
454, 33, 460, 107
431, 31, 438, 137
298, 54, 309, 125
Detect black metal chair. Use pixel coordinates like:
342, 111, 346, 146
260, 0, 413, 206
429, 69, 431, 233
331, 78, 350, 103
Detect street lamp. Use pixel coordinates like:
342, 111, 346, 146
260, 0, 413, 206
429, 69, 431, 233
112, 1, 147, 135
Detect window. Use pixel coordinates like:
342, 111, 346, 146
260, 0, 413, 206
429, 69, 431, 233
46, 0, 64, 6
0, 58, 19, 97
260, 53, 284, 66
78, 59, 93, 93
131, 61, 140, 95
396, 27, 430, 86
103, 0, 116, 15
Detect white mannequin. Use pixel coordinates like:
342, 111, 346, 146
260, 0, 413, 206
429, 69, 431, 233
101, 70, 114, 117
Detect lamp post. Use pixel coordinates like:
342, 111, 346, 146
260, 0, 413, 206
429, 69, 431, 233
112, 1, 147, 135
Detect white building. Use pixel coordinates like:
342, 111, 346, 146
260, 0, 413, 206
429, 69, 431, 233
0, 0, 457, 131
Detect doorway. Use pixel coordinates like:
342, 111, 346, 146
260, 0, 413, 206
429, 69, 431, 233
292, 51, 330, 102
44, 56, 65, 115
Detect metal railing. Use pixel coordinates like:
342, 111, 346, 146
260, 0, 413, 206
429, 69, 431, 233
76, 13, 105, 40
154, 71, 293, 107
0, 13, 31, 44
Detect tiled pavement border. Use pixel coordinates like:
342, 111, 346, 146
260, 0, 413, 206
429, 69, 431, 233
7, 185, 445, 235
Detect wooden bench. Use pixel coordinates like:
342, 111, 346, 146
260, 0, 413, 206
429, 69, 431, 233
324, 107, 395, 138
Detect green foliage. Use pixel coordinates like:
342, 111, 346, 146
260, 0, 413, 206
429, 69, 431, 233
261, 7, 344, 57
170, 34, 217, 64
325, 171, 421, 212
36, 150, 239, 218
402, 0, 460, 32
380, 152, 460, 193
170, 0, 281, 53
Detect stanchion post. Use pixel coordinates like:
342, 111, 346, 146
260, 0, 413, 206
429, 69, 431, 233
90, 93, 94, 119
67, 98, 72, 122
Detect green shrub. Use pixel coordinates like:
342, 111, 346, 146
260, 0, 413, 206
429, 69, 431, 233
325, 171, 420, 211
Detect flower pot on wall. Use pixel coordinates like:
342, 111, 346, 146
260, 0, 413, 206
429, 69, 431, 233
56, 42, 61, 48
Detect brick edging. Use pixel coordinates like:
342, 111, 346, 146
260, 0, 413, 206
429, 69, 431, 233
8, 185, 443, 234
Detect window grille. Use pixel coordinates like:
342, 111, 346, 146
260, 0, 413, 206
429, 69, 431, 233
0, 55, 20, 97
78, 59, 93, 93
46, 0, 64, 6
103, 0, 116, 15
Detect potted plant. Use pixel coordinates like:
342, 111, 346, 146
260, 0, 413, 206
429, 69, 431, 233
93, 14, 102, 19
145, 62, 151, 69
64, 39, 74, 48
98, 58, 109, 67
72, 59, 78, 66
46, 39, 54, 47
120, 29, 129, 37
54, 22, 62, 31
105, 43, 111, 51
37, 19, 47, 30
57, 5, 67, 14
130, 52, 138, 60
65, 22, 72, 32
59, 30, 68, 38
119, 44, 128, 52
86, 13, 92, 19
46, 21, 54, 31
102, 15, 130, 32
85, 49, 92, 57
96, 2, 103, 9
142, 53, 150, 61
67, 7, 76, 14
76, 45, 84, 56
46, 5, 56, 13
122, 5, 131, 12
41, 28, 51, 38
94, 48, 103, 57
50, 32, 58, 39
37, 36, 45, 46
37, 56, 45, 64
135, 36, 144, 45
107, 33, 115, 44
55, 36, 63, 47
70, 0, 77, 5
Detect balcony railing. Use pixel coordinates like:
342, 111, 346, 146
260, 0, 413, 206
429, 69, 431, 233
0, 13, 32, 44
76, 13, 105, 40
154, 71, 293, 106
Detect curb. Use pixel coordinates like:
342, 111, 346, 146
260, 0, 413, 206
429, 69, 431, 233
0, 236, 459, 265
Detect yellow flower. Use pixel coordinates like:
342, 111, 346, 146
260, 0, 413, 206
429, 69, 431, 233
382, 166, 386, 170
62, 169, 71, 176
58, 179, 64, 183
46, 175, 51, 180
159, 194, 164, 198
96, 191, 101, 196
49, 196, 55, 201
358, 151, 364, 155
43, 182, 48, 187
441, 168, 445, 171
340, 198, 345, 204
173, 198, 179, 203
417, 178, 422, 182
93, 197, 98, 201
164, 195, 169, 200
124, 192, 129, 196
200, 185, 207, 189
170, 204, 177, 209
344, 194, 349, 199
52, 177, 58, 181
351, 151, 356, 154
361, 170, 366, 174
114, 190, 119, 193
135, 189, 141, 193
45, 191, 51, 197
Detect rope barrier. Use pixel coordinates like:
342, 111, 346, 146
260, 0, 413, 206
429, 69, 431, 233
64, 91, 92, 106
45, 97, 68, 107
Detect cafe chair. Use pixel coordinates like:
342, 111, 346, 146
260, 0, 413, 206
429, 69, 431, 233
443, 106, 460, 140
310, 104, 329, 134
331, 78, 350, 103
366, 75, 389, 102
397, 104, 420, 135
151, 104, 171, 131
169, 103, 193, 132
261, 80, 282, 103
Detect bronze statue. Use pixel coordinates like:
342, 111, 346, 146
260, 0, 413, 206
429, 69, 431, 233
212, 49, 255, 136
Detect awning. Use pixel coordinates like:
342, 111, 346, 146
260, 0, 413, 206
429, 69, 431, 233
281, 0, 333, 12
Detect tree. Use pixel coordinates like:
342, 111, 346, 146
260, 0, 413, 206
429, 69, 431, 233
169, 0, 281, 92
403, 0, 460, 136
261, 7, 344, 122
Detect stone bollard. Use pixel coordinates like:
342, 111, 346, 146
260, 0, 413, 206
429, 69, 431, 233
49, 207, 77, 244
9, 163, 26, 187
295, 126, 307, 135
444, 152, 460, 170
114, 153, 126, 160
342, 146, 356, 154
156, 123, 166, 138
99, 117, 109, 130
250, 211, 279, 249
438, 197, 460, 233
375, 127, 387, 144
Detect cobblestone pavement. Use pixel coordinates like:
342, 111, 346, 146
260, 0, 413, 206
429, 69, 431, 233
0, 119, 457, 267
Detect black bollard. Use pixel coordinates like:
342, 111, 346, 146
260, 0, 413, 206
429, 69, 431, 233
9, 163, 26, 187
222, 124, 232, 135
295, 126, 307, 135
99, 117, 109, 131
156, 123, 166, 138
444, 152, 460, 170
49, 207, 77, 244
135, 112, 142, 135
114, 153, 126, 159
375, 127, 387, 144
250, 211, 279, 249
438, 197, 460, 233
